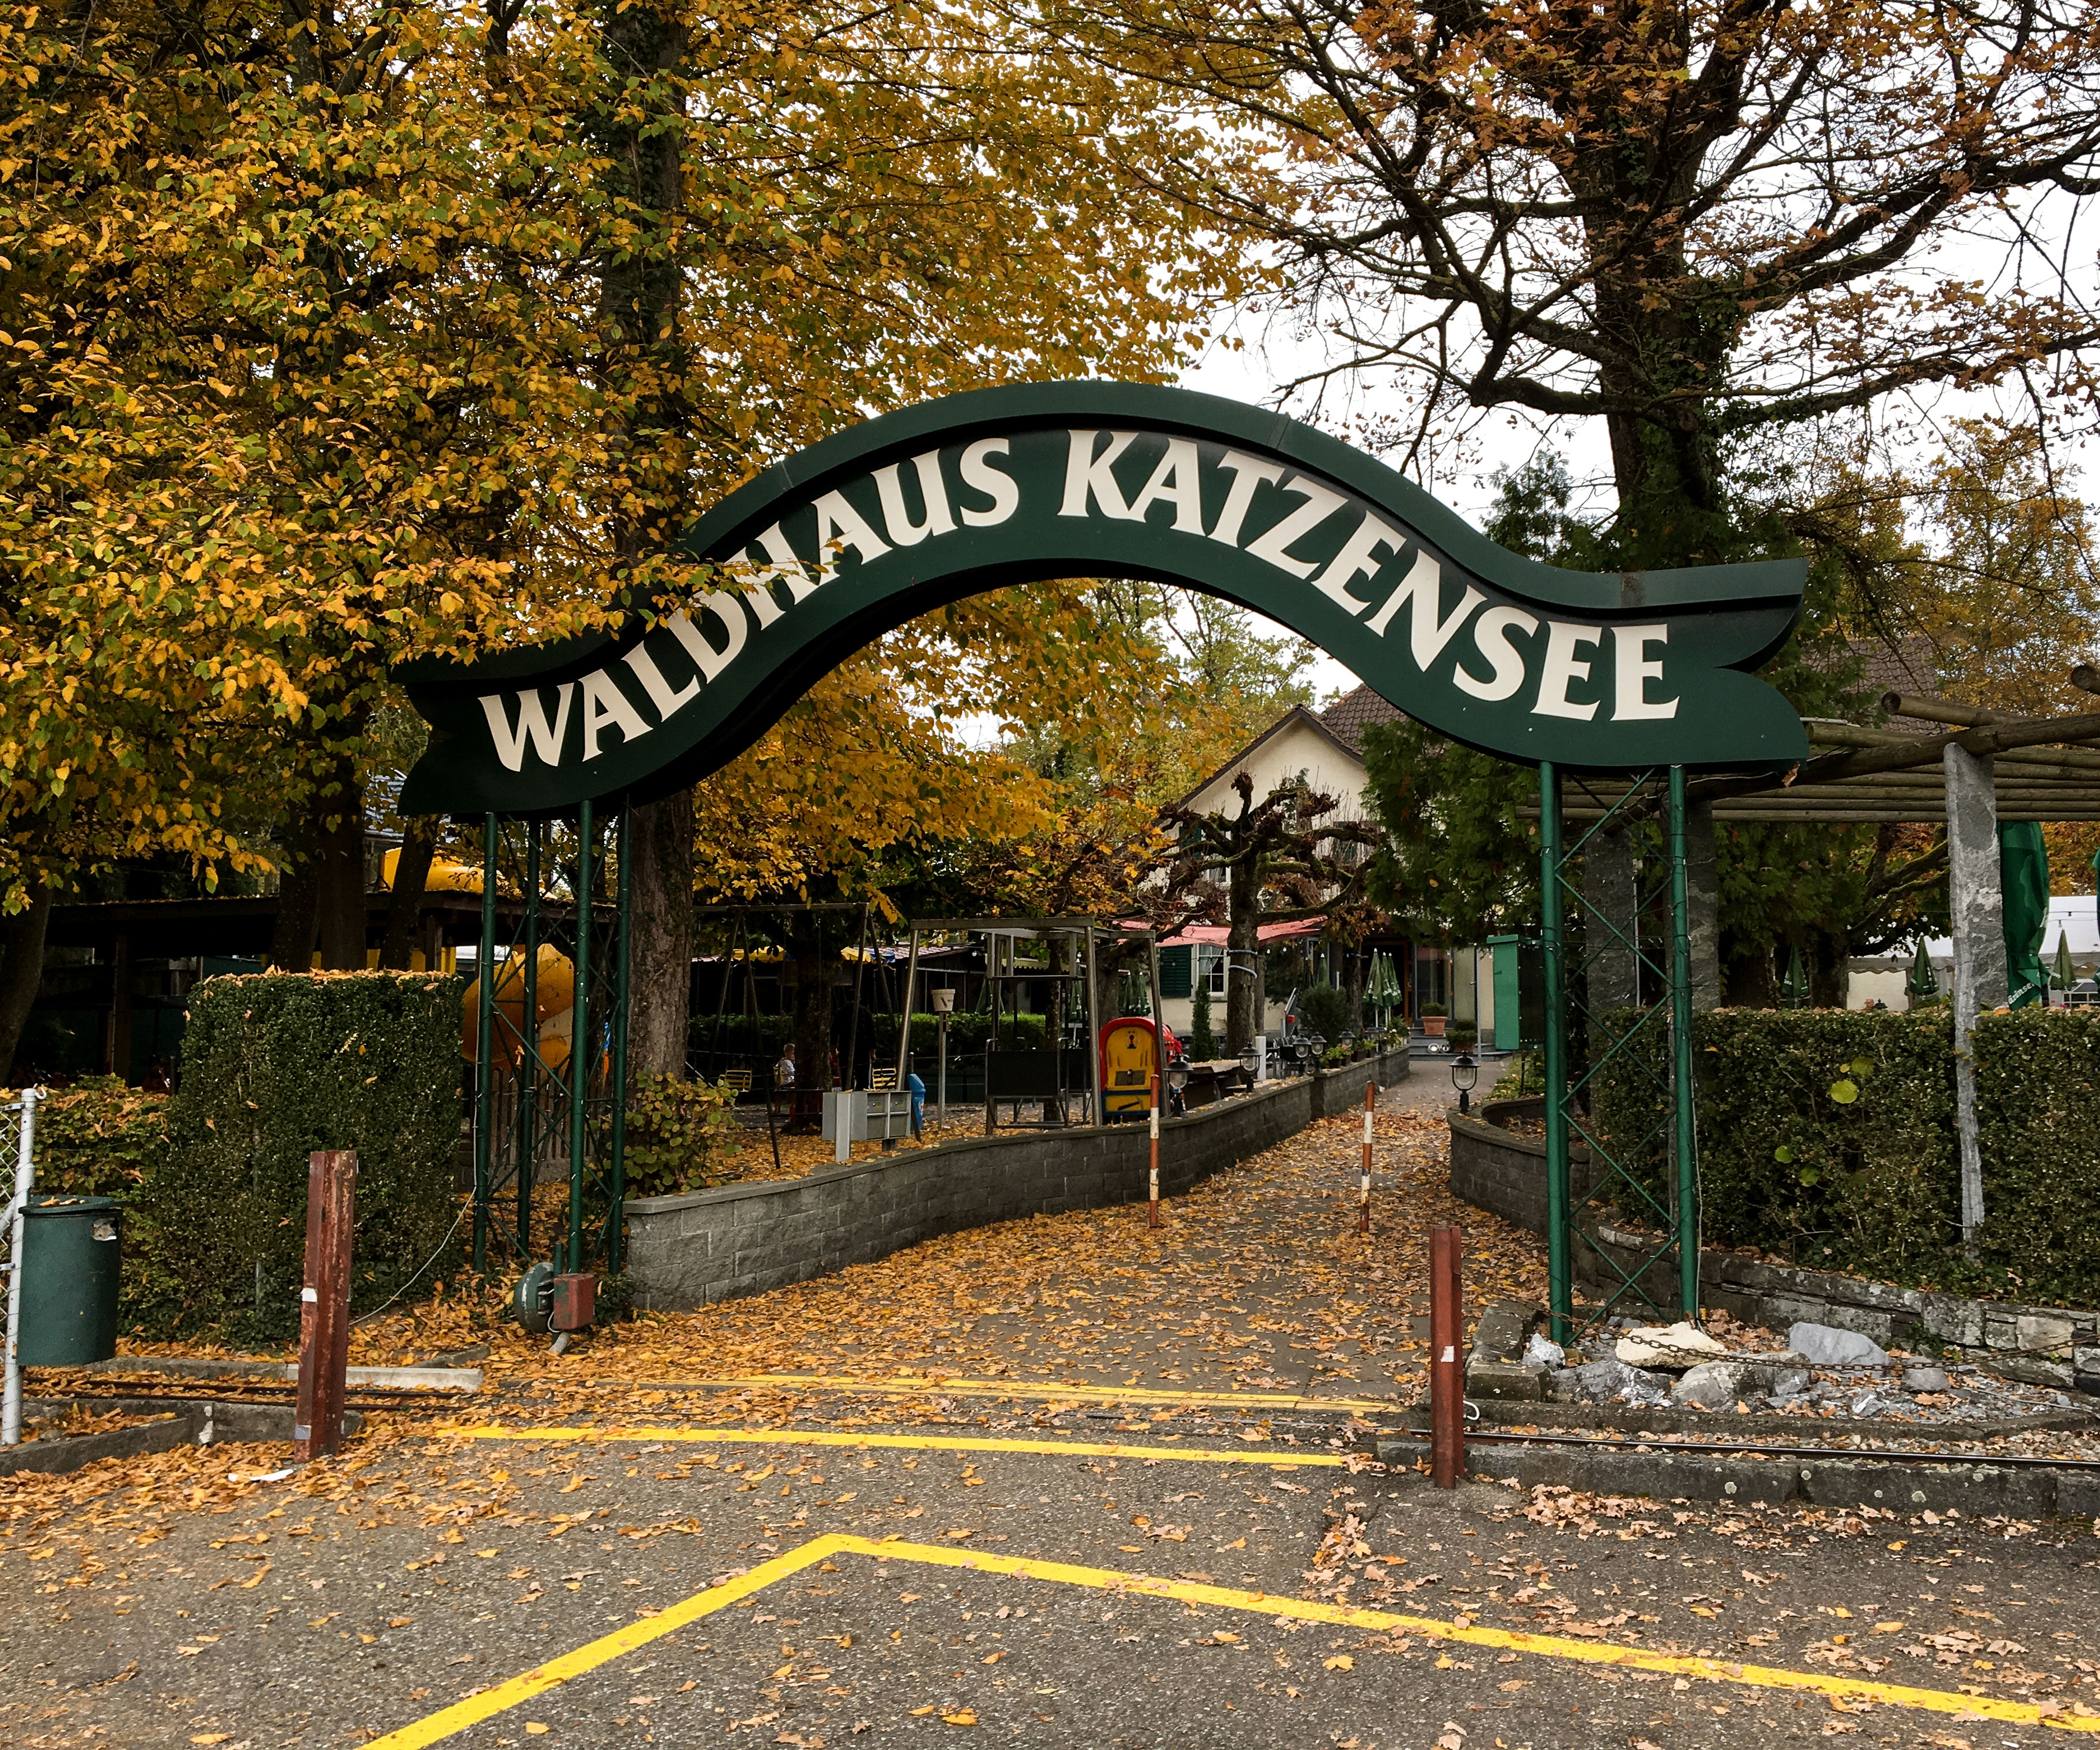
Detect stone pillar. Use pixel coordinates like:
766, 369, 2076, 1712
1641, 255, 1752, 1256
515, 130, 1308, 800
1944, 744, 2006, 1246
1588, 827, 1639, 1014
1685, 799, 1722, 1012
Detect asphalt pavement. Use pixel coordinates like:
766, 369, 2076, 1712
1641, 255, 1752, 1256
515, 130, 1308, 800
5, 1413, 2098, 1749
5, 1083, 2097, 1749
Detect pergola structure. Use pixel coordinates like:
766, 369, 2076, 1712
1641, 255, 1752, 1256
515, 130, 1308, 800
1541, 675, 2100, 1322
1557, 684, 2100, 823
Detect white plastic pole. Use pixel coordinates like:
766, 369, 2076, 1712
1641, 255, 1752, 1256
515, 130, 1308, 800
2, 1087, 42, 1447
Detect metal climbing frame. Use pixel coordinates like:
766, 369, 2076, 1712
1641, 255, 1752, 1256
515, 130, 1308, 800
470, 802, 631, 1278
1540, 763, 1697, 1345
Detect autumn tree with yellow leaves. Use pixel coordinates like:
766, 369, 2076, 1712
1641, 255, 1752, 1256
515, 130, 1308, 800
0, 0, 1247, 1077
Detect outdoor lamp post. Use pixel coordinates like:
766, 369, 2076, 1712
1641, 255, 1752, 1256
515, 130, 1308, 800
1451, 1050, 1478, 1114
1238, 1040, 1259, 1084
1166, 1058, 1190, 1118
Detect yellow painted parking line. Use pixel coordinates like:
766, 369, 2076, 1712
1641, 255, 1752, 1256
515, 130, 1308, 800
449, 1423, 1350, 1466
357, 1540, 817, 1749
587, 1371, 1404, 1416
361, 1532, 2099, 1748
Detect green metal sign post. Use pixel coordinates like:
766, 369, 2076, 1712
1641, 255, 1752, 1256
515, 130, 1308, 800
400, 381, 1806, 1317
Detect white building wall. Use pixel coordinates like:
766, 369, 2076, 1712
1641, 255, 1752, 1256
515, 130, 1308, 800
1179, 718, 1371, 825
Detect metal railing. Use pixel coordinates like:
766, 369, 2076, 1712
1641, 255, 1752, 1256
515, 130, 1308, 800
1, 1088, 42, 1446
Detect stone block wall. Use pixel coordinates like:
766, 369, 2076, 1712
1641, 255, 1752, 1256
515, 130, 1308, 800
1445, 1097, 1593, 1232
624, 1048, 1409, 1310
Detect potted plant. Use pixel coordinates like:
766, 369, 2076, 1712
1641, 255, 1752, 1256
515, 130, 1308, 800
1449, 1025, 1477, 1051
1420, 1001, 1448, 1037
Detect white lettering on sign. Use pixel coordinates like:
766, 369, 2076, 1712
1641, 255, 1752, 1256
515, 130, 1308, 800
740, 523, 815, 626
1311, 512, 1404, 615
1126, 437, 1207, 533
874, 450, 956, 546
1533, 620, 1604, 720
1243, 476, 1347, 578
1061, 429, 1141, 518
810, 488, 890, 582
482, 683, 575, 773
957, 438, 1018, 525
667, 592, 748, 682
1208, 450, 1284, 547
579, 669, 649, 759
1612, 623, 1677, 719
624, 640, 700, 718
1364, 550, 1484, 672
1453, 605, 1539, 702
471, 426, 1685, 775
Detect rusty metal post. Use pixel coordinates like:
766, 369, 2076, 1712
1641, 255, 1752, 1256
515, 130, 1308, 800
1429, 1223, 1463, 1488
1147, 1073, 1161, 1227
294, 1149, 357, 1462
1359, 1082, 1374, 1235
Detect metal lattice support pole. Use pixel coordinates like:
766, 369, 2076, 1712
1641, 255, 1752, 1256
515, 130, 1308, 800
1668, 767, 1700, 1320
567, 798, 594, 1277
517, 823, 542, 1262
607, 806, 631, 1277
472, 814, 499, 1273
2, 1088, 41, 1448
1540, 762, 1572, 1345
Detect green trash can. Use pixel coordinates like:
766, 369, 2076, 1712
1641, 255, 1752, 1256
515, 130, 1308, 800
16, 1196, 123, 1366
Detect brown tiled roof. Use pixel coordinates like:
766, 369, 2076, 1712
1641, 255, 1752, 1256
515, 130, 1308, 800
1320, 684, 1404, 753
1851, 636, 1940, 729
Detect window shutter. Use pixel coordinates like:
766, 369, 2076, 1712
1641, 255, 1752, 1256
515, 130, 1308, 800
1158, 945, 1193, 998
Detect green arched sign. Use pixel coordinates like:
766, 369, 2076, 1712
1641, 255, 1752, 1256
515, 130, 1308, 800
399, 382, 1807, 815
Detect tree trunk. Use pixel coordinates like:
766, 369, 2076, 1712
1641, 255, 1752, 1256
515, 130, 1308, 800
315, 782, 367, 971
0, 885, 54, 1084
378, 816, 437, 970
789, 912, 831, 1128
625, 786, 694, 1078
1722, 939, 1778, 1008
1224, 854, 1261, 1054
272, 736, 367, 973
1809, 928, 1851, 1009
269, 817, 320, 971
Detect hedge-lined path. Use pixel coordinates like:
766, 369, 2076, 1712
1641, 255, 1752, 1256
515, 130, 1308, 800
382, 1089, 1542, 1414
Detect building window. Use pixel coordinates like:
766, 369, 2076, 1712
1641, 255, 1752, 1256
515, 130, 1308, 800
1197, 945, 1228, 996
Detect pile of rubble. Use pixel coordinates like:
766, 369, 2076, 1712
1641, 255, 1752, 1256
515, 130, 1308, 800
1518, 1313, 2087, 1424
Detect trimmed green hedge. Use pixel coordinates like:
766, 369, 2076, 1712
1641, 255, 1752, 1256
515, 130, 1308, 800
31, 1077, 167, 1197
151, 970, 467, 1340
1971, 1007, 2100, 1305
1588, 1006, 2100, 1304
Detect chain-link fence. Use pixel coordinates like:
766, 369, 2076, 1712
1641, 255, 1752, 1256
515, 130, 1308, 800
1, 1088, 42, 1446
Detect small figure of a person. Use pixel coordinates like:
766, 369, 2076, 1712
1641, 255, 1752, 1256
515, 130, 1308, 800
907, 1069, 926, 1139
772, 1042, 796, 1119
